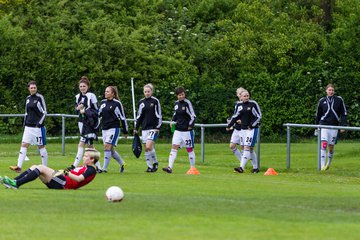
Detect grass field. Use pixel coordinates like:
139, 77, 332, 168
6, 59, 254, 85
1, 141, 360, 240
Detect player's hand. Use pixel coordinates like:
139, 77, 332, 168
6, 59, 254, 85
133, 130, 138, 134
53, 169, 65, 177
226, 127, 230, 131
236, 120, 241, 124
340, 129, 346, 133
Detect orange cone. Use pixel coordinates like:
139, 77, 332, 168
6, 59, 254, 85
264, 168, 278, 176
186, 167, 200, 175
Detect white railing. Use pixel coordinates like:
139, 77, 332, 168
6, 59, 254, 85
283, 123, 360, 170
0, 114, 261, 165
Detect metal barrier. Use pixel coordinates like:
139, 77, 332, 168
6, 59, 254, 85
0, 114, 261, 165
283, 123, 360, 170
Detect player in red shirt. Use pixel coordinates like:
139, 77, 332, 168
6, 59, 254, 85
1, 148, 100, 190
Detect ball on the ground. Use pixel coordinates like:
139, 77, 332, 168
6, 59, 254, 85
105, 186, 124, 202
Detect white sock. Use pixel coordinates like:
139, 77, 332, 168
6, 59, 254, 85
327, 151, 334, 167
240, 150, 251, 169
17, 147, 28, 168
231, 148, 242, 163
112, 150, 124, 166
73, 146, 84, 167
250, 151, 258, 169
103, 150, 112, 170
168, 149, 178, 169
145, 151, 153, 168
39, 148, 48, 166
188, 150, 196, 167
150, 149, 158, 164
321, 149, 326, 168
95, 161, 101, 169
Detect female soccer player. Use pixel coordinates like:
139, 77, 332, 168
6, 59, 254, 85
226, 87, 246, 167
10, 81, 48, 173
1, 148, 100, 189
70, 76, 100, 170
98, 86, 128, 173
162, 87, 199, 174
315, 83, 347, 170
134, 84, 162, 172
226, 89, 261, 173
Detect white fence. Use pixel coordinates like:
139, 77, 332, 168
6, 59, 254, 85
0, 114, 261, 165
283, 123, 360, 170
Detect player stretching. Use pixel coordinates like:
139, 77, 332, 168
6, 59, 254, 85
315, 83, 347, 171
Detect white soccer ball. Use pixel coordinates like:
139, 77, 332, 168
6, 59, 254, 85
105, 186, 124, 202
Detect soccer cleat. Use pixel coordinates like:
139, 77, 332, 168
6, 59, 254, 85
9, 165, 22, 173
321, 165, 330, 171
186, 167, 200, 175
101, 169, 108, 173
145, 167, 154, 173
1, 176, 18, 189
162, 167, 172, 174
251, 168, 260, 173
120, 163, 126, 173
234, 167, 244, 173
152, 162, 158, 172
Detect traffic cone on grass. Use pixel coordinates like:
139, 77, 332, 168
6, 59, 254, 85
186, 167, 200, 175
264, 168, 278, 176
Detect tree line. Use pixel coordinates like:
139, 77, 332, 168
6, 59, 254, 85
0, 0, 359, 140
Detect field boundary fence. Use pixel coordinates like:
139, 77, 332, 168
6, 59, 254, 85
283, 123, 360, 170
0, 114, 261, 165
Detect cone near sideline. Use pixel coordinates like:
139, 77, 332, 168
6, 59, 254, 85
264, 168, 278, 176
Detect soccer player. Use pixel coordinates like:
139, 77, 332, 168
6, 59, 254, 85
226, 88, 261, 173
134, 84, 162, 172
1, 148, 100, 190
162, 87, 199, 174
226, 87, 246, 167
69, 76, 101, 170
98, 86, 128, 173
9, 81, 48, 173
315, 83, 347, 171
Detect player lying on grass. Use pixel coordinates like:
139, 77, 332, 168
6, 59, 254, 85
1, 148, 100, 190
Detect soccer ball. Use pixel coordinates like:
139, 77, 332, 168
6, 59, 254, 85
105, 186, 124, 202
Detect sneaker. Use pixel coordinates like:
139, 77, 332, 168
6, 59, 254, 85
251, 168, 260, 173
153, 162, 158, 172
1, 176, 18, 189
162, 167, 172, 174
146, 167, 154, 173
321, 165, 330, 171
234, 167, 244, 173
9, 165, 22, 173
120, 163, 126, 173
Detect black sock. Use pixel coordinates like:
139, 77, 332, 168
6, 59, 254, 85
16, 168, 40, 187
14, 169, 32, 180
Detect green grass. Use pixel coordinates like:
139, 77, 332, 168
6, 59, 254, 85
1, 142, 360, 240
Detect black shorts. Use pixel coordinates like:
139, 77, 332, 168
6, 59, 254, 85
46, 175, 66, 189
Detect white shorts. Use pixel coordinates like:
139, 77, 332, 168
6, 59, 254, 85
172, 130, 195, 148
230, 129, 242, 145
141, 129, 159, 144
240, 128, 258, 147
320, 128, 338, 145
102, 128, 120, 146
22, 126, 47, 146
78, 122, 96, 144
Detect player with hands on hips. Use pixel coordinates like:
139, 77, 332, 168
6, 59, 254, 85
315, 83, 347, 171
98, 86, 128, 173
162, 87, 199, 174
226, 88, 261, 173
10, 81, 48, 173
134, 84, 162, 173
